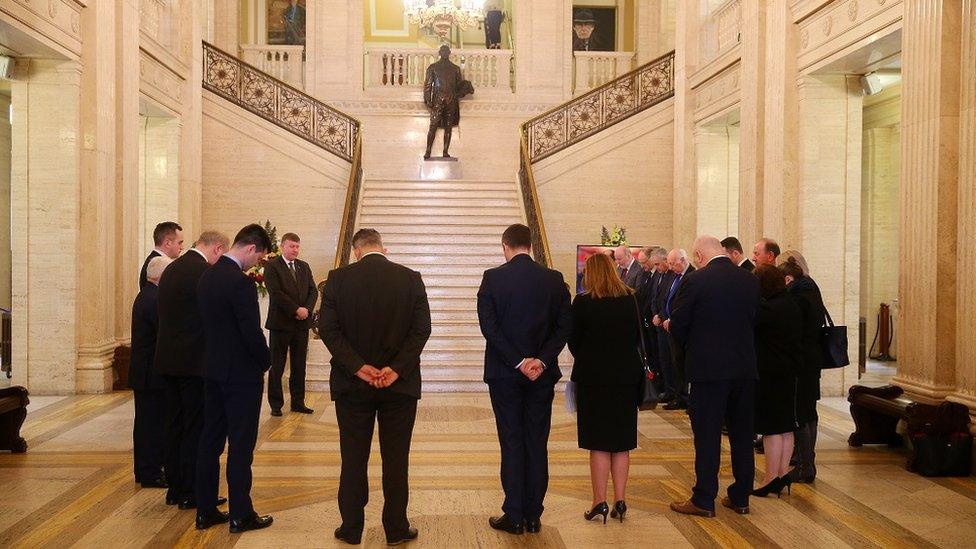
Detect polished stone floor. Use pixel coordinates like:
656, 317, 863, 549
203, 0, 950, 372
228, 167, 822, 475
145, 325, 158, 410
1, 390, 974, 548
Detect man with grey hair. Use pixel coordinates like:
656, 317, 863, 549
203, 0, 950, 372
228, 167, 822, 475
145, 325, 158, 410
156, 230, 229, 509
615, 244, 641, 289
320, 228, 431, 545
130, 255, 173, 488
658, 248, 694, 410
668, 235, 759, 518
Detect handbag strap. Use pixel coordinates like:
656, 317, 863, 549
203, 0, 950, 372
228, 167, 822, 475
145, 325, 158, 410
633, 295, 651, 372
823, 304, 835, 328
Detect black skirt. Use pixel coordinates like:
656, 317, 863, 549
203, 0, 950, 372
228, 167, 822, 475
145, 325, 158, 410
795, 370, 821, 425
755, 374, 798, 436
576, 383, 640, 452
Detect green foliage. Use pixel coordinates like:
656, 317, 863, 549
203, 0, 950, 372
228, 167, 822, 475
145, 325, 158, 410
600, 225, 628, 246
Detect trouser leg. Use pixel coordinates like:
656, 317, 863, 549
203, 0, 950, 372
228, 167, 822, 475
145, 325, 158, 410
268, 330, 288, 411
288, 331, 309, 408
195, 380, 227, 514
689, 382, 728, 511
522, 379, 555, 519
377, 393, 418, 537
725, 380, 756, 506
488, 378, 526, 522
224, 381, 264, 520
335, 395, 377, 533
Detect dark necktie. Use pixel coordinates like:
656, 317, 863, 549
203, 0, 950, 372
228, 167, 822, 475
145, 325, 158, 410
665, 274, 682, 317
288, 261, 297, 281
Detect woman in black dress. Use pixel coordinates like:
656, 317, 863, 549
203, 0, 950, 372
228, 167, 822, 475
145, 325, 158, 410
752, 264, 803, 497
778, 251, 826, 483
569, 253, 645, 523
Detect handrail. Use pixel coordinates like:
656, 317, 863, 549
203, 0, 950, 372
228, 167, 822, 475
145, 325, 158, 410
202, 41, 360, 162
518, 131, 553, 267
523, 50, 674, 163
333, 134, 364, 269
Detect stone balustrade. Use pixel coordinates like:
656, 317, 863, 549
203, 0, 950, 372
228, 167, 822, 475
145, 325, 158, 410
239, 45, 306, 90
699, 0, 742, 65
364, 47, 515, 94
572, 51, 636, 93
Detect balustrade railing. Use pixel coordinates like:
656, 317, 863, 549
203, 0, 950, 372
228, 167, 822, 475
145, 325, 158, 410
700, 0, 742, 65
239, 45, 306, 90
364, 47, 515, 93
203, 41, 359, 162
573, 51, 636, 93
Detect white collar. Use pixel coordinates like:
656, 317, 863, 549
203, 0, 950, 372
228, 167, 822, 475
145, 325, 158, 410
737, 257, 748, 267
361, 251, 386, 259
223, 253, 243, 269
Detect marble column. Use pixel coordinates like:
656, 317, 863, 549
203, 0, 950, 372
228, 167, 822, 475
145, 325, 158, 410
893, 1, 961, 401
76, 0, 119, 393
671, 0, 698, 247
635, 0, 676, 64
181, 0, 203, 238
736, 0, 765, 249
0, 95, 11, 312
694, 125, 740, 238
307, 0, 364, 100
950, 1, 976, 409
211, 0, 239, 52
513, 0, 572, 103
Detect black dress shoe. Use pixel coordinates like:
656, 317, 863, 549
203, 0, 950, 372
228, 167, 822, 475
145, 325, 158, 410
663, 400, 687, 411
489, 515, 524, 535
141, 478, 168, 489
229, 513, 273, 533
525, 518, 541, 533
270, 409, 283, 417
334, 526, 362, 545
166, 494, 179, 506
196, 510, 229, 530
386, 527, 418, 546
291, 405, 314, 414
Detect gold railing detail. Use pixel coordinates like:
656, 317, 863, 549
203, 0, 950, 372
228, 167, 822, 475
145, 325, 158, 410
518, 131, 553, 267
334, 135, 364, 269
202, 41, 360, 162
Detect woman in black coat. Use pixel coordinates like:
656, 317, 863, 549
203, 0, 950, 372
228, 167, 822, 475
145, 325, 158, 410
569, 253, 645, 523
779, 252, 826, 483
752, 264, 803, 497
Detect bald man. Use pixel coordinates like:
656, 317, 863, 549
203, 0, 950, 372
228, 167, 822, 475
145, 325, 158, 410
667, 235, 760, 518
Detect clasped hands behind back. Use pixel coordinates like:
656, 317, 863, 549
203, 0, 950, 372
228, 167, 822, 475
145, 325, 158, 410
355, 365, 400, 388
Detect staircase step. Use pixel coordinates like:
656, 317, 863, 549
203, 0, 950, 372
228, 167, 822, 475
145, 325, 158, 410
426, 285, 480, 297
363, 223, 515, 235
381, 243, 503, 254
422, 349, 486, 362
387, 254, 502, 266
363, 197, 520, 208
360, 214, 520, 226
366, 180, 516, 192
422, 275, 483, 287
405, 265, 490, 277
364, 189, 519, 200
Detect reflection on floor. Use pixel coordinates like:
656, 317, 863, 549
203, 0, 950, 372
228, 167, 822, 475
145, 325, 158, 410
1, 391, 974, 548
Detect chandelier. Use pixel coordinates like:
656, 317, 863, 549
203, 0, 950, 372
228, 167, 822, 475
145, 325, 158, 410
403, 0, 485, 38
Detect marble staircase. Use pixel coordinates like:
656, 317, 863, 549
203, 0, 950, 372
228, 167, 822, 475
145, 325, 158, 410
356, 178, 524, 391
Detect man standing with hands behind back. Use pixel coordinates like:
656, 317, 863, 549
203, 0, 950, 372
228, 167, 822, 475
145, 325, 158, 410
265, 232, 317, 416
478, 224, 572, 536
319, 228, 431, 546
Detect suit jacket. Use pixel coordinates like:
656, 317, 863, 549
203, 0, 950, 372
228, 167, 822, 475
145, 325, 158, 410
264, 255, 318, 331
788, 276, 827, 375
660, 265, 696, 321
636, 270, 661, 321
651, 269, 675, 319
568, 294, 644, 386
619, 258, 643, 289
755, 291, 804, 379
319, 254, 431, 400
139, 249, 162, 290
129, 284, 163, 391
155, 250, 210, 377
477, 254, 572, 382
197, 256, 271, 384
739, 258, 756, 272
668, 256, 759, 383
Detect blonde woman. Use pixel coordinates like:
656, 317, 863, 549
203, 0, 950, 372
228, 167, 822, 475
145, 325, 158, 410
569, 253, 645, 524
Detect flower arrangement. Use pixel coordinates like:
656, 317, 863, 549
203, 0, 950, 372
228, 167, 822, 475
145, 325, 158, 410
601, 225, 628, 247
245, 220, 281, 298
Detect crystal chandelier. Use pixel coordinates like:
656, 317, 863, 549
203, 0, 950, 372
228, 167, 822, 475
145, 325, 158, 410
403, 0, 486, 39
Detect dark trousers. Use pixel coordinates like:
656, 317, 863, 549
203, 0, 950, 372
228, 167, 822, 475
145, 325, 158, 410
794, 419, 819, 479
667, 334, 690, 403
656, 329, 675, 396
487, 376, 555, 522
133, 388, 166, 482
268, 329, 309, 411
688, 379, 755, 510
196, 379, 263, 520
163, 375, 204, 501
335, 390, 418, 538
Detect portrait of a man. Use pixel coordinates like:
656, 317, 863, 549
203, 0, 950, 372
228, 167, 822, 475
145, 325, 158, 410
267, 0, 306, 45
572, 7, 614, 52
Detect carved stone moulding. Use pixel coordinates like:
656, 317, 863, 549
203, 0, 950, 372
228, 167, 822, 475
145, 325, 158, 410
4, 0, 84, 59
140, 49, 185, 115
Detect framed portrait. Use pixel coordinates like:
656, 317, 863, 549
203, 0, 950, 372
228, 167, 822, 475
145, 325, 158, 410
268, 0, 306, 45
575, 244, 641, 294
571, 6, 616, 52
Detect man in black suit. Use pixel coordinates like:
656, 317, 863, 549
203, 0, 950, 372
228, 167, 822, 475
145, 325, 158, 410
264, 232, 318, 416
657, 248, 695, 410
648, 249, 676, 402
720, 236, 754, 272
195, 224, 275, 533
667, 235, 759, 517
319, 229, 431, 546
140, 221, 184, 289
129, 255, 173, 488
636, 246, 665, 385
478, 224, 572, 536
155, 231, 228, 509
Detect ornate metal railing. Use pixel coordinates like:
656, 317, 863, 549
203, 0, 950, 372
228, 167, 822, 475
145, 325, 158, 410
518, 132, 553, 267
523, 51, 675, 163
203, 41, 359, 162
334, 134, 364, 269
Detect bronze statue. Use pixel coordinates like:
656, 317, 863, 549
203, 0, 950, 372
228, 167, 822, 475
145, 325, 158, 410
423, 45, 472, 159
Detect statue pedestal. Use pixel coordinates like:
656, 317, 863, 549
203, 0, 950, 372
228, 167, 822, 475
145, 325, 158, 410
419, 156, 462, 181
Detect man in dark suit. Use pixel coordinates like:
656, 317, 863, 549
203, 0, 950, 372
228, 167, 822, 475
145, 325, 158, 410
720, 236, 754, 272
319, 228, 431, 546
657, 248, 695, 410
140, 221, 184, 289
478, 224, 572, 536
155, 231, 228, 509
129, 255, 173, 488
667, 235, 759, 517
648, 250, 676, 402
264, 232, 318, 416
636, 246, 665, 386
195, 224, 275, 533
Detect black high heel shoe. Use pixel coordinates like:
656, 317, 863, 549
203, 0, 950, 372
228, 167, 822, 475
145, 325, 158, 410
751, 477, 785, 498
584, 502, 609, 524
610, 501, 627, 522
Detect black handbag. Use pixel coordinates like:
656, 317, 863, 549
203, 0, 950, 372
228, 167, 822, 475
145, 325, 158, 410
633, 297, 659, 410
821, 307, 849, 369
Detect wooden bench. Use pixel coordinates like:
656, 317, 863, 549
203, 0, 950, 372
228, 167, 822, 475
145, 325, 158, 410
0, 386, 29, 453
848, 384, 970, 472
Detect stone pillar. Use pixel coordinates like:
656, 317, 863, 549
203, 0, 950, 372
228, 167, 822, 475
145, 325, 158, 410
893, 2, 961, 401
635, 0, 676, 64
695, 125, 739, 238
307, 0, 364, 100
950, 1, 976, 409
513, 0, 572, 103
181, 0, 204, 238
0, 94, 11, 312
736, 0, 764, 249
212, 0, 239, 52
75, 0, 119, 393
796, 75, 863, 396
671, 0, 698, 247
